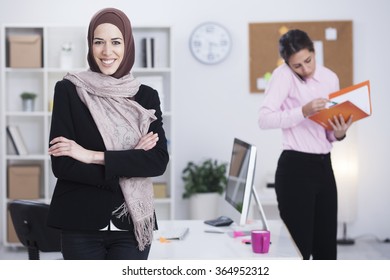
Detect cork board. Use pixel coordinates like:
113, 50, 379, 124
249, 21, 353, 93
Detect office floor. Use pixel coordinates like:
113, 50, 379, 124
0, 237, 389, 260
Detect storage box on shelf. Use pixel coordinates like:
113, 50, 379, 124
8, 165, 41, 199
8, 34, 42, 68
1, 24, 174, 247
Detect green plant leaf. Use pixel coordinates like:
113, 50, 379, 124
182, 158, 227, 199
20, 92, 37, 99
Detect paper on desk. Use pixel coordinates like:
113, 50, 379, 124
155, 227, 189, 240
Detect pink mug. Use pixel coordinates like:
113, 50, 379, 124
251, 230, 270, 254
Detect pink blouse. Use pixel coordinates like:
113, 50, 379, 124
258, 63, 340, 154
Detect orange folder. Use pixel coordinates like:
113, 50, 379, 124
308, 80, 372, 130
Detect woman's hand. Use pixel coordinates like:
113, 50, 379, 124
302, 98, 329, 117
135, 132, 159, 150
328, 114, 353, 140
49, 136, 104, 164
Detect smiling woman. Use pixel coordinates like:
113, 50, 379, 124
46, 7, 169, 260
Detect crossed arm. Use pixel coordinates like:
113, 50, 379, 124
48, 132, 159, 165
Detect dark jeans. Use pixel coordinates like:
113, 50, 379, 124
275, 150, 338, 260
61, 230, 151, 260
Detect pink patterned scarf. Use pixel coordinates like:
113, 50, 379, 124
65, 70, 156, 251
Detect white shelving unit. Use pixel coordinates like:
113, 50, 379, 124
0, 24, 175, 247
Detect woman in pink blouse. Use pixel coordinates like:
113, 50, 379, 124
258, 29, 352, 260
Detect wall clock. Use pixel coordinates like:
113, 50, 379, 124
189, 22, 232, 65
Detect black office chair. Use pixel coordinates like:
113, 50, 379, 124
8, 200, 61, 260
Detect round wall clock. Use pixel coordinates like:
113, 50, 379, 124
189, 22, 232, 65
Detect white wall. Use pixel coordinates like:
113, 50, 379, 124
1, 0, 389, 240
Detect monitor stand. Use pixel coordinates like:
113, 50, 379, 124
252, 186, 269, 231
226, 187, 269, 238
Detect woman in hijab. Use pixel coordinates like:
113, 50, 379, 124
47, 7, 169, 260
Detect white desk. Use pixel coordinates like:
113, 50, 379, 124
149, 220, 302, 260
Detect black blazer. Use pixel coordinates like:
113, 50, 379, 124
47, 79, 169, 230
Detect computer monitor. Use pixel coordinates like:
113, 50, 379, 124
224, 138, 269, 230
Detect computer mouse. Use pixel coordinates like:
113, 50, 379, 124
204, 216, 234, 227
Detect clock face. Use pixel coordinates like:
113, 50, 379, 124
189, 22, 231, 65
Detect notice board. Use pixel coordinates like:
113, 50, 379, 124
249, 21, 353, 93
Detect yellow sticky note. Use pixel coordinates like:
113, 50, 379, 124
279, 26, 289, 36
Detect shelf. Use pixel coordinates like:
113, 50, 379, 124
5, 68, 45, 73
133, 67, 172, 73
6, 155, 48, 160
154, 198, 173, 204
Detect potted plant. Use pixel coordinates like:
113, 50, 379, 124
20, 92, 37, 112
182, 159, 227, 219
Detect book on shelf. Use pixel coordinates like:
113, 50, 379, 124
150, 37, 155, 67
141, 37, 156, 68
6, 125, 29, 155
308, 80, 372, 130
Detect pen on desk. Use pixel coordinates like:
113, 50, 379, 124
204, 230, 225, 234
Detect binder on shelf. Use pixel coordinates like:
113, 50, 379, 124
141, 37, 156, 68
150, 37, 155, 67
141, 37, 147, 67
6, 125, 29, 155
308, 80, 372, 130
